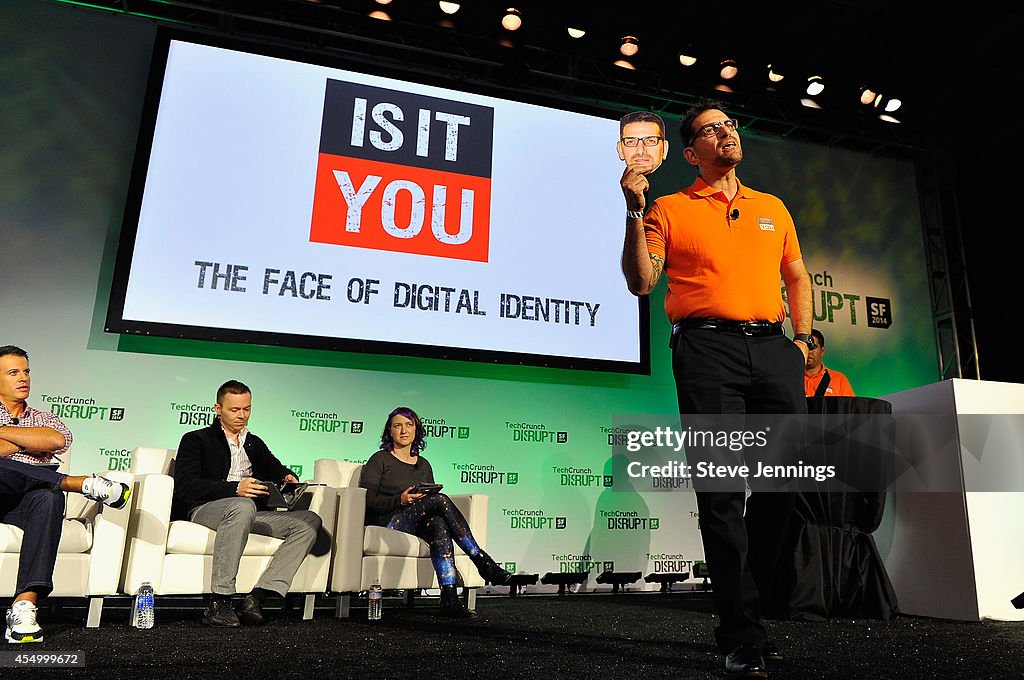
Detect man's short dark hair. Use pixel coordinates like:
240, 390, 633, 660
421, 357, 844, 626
679, 98, 728, 145
0, 345, 29, 361
216, 380, 251, 404
619, 110, 666, 138
811, 329, 826, 347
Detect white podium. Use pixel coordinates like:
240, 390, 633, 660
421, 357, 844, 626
877, 378, 1024, 621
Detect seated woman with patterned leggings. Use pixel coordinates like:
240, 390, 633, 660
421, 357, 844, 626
358, 406, 512, 618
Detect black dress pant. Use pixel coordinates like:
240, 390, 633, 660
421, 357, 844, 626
671, 327, 806, 654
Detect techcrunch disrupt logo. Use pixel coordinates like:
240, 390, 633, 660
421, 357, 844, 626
171, 402, 216, 427
451, 462, 518, 485
626, 426, 769, 453
41, 395, 124, 421
551, 554, 613, 574
506, 421, 567, 444
100, 448, 132, 472
503, 508, 566, 530
291, 409, 363, 434
646, 553, 695, 573
601, 510, 660, 530
799, 269, 893, 329
423, 417, 470, 440
552, 466, 612, 487
602, 426, 632, 447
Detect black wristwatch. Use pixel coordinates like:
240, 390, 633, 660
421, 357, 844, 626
793, 333, 816, 350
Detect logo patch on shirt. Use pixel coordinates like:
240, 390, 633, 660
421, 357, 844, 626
758, 218, 775, 232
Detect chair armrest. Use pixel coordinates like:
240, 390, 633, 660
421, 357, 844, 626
330, 486, 367, 593
296, 484, 337, 527
86, 471, 135, 595
449, 493, 489, 552
120, 473, 173, 595
130, 447, 176, 476
64, 491, 99, 524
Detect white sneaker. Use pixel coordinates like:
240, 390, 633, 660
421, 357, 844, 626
81, 474, 132, 509
5, 600, 43, 643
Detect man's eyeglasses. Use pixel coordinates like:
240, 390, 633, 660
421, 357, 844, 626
688, 118, 739, 145
620, 135, 665, 147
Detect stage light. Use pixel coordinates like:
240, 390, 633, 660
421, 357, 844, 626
502, 7, 522, 31
692, 561, 711, 591
678, 53, 697, 67
767, 64, 784, 83
540, 571, 588, 595
879, 114, 902, 124
800, 98, 822, 109
884, 97, 902, 112
806, 75, 824, 96
859, 87, 877, 106
368, 10, 391, 20
644, 572, 689, 592
613, 59, 636, 70
595, 570, 642, 593
438, 1, 460, 14
619, 36, 639, 57
567, 27, 586, 39
719, 59, 738, 79
374, 0, 392, 4
504, 573, 539, 597
713, 84, 734, 93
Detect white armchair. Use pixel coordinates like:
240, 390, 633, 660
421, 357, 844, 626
120, 447, 336, 619
312, 458, 489, 617
0, 458, 134, 628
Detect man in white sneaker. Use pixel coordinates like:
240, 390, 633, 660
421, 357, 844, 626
1, 344, 131, 644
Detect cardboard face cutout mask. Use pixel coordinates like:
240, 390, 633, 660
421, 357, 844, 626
617, 120, 667, 175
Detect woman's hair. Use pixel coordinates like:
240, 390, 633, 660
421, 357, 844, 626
379, 406, 428, 456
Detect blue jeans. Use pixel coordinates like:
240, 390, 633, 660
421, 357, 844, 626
0, 458, 67, 597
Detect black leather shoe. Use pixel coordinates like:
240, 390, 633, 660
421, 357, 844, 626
236, 594, 264, 626
762, 641, 783, 669
724, 645, 768, 678
471, 551, 514, 586
202, 599, 240, 628
439, 585, 477, 619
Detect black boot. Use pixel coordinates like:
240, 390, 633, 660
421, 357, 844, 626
439, 585, 476, 618
471, 551, 513, 586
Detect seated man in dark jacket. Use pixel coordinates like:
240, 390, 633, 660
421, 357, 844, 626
172, 380, 321, 628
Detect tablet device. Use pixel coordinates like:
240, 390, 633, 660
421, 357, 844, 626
411, 483, 443, 495
258, 481, 309, 510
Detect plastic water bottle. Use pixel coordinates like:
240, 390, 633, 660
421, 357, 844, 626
131, 581, 155, 629
367, 584, 383, 621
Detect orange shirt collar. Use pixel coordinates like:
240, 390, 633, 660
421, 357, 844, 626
689, 176, 751, 201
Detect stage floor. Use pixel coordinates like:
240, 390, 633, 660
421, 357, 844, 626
6, 591, 1022, 679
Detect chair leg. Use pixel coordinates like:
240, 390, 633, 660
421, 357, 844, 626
334, 594, 351, 618
86, 597, 103, 629
302, 593, 315, 620
464, 587, 476, 610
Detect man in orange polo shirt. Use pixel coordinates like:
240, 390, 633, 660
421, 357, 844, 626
620, 100, 812, 678
804, 329, 855, 397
